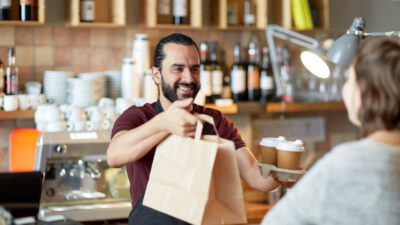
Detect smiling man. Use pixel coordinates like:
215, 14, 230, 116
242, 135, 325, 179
107, 33, 280, 225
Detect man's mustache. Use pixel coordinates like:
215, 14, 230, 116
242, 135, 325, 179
174, 82, 198, 89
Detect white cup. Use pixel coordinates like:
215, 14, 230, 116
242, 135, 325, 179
101, 119, 111, 130
103, 108, 117, 122
45, 104, 64, 122
3, 95, 19, 111
98, 97, 114, 110
28, 94, 46, 109
18, 94, 31, 110
68, 107, 87, 122
25, 81, 42, 95
116, 97, 131, 114
86, 106, 104, 122
66, 121, 86, 132
86, 121, 100, 131
46, 121, 66, 132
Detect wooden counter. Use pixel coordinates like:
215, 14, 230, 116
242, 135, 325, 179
245, 202, 274, 224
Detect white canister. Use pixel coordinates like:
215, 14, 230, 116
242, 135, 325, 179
132, 33, 150, 95
121, 57, 139, 100
143, 70, 158, 103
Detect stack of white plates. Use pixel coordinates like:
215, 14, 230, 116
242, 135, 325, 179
105, 71, 122, 99
43, 71, 74, 105
67, 72, 106, 107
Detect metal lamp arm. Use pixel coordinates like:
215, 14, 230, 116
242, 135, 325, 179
266, 24, 321, 97
364, 31, 400, 37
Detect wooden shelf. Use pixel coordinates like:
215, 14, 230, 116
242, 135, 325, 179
206, 102, 345, 114
0, 110, 35, 120
265, 102, 346, 113
205, 103, 238, 114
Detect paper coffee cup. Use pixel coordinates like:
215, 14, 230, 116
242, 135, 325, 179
259, 136, 286, 165
276, 140, 304, 170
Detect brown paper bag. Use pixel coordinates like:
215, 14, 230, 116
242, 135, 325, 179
143, 114, 247, 225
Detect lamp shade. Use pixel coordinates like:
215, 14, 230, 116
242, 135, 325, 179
300, 50, 330, 79
326, 34, 361, 68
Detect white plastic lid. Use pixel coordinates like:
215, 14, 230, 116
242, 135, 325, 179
276, 140, 305, 152
123, 57, 135, 64
259, 136, 286, 147
135, 33, 148, 40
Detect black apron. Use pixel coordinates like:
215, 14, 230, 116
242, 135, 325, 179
128, 100, 213, 225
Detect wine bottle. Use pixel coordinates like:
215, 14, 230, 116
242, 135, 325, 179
230, 43, 247, 102
19, 0, 33, 21
280, 45, 294, 102
80, 0, 95, 22
0, 59, 4, 94
172, 0, 188, 25
157, 0, 172, 24
247, 42, 260, 101
0, 0, 11, 20
243, 0, 255, 26
199, 42, 213, 104
210, 42, 223, 101
5, 48, 19, 95
260, 47, 275, 102
220, 49, 231, 99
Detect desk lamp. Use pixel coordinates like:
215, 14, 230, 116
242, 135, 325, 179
327, 17, 400, 68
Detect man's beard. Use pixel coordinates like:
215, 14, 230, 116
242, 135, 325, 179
161, 74, 200, 103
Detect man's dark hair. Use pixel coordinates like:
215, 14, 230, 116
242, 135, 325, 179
152, 33, 200, 72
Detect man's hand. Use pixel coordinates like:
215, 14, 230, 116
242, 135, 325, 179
160, 98, 198, 137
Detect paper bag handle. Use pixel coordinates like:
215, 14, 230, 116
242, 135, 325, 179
195, 114, 219, 140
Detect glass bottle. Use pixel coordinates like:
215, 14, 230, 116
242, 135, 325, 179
260, 47, 275, 102
5, 48, 19, 95
210, 42, 223, 101
247, 42, 260, 101
157, 0, 172, 24
280, 45, 294, 102
172, 0, 188, 25
220, 49, 231, 99
0, 59, 4, 94
243, 0, 255, 26
80, 0, 95, 22
199, 42, 213, 104
0, 0, 11, 20
19, 0, 33, 21
230, 43, 247, 102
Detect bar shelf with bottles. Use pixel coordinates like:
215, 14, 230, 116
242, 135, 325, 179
0, 0, 45, 25
66, 0, 125, 27
199, 39, 346, 115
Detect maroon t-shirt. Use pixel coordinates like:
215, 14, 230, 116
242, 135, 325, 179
111, 100, 246, 207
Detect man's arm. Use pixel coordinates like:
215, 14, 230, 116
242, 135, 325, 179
236, 147, 280, 192
107, 98, 198, 168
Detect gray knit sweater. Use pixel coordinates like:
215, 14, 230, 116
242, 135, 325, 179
262, 139, 400, 225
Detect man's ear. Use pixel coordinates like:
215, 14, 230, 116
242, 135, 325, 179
152, 67, 161, 85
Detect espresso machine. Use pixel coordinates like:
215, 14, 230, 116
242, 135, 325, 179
34, 131, 131, 222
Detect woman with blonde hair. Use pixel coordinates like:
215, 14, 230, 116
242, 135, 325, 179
262, 37, 400, 225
